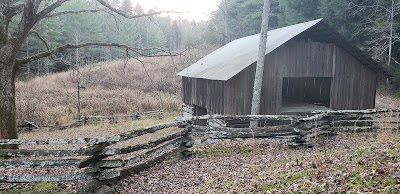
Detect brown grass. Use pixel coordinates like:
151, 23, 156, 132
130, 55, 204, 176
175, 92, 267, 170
375, 93, 400, 109
15, 47, 215, 125
17, 111, 181, 151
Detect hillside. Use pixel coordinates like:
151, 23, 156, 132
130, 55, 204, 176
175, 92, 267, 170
15, 48, 213, 125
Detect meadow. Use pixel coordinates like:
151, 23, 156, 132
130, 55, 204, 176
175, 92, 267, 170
15, 47, 214, 125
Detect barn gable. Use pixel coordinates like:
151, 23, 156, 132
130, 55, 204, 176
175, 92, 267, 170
177, 19, 387, 81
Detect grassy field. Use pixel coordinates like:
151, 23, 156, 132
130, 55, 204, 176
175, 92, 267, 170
15, 47, 214, 125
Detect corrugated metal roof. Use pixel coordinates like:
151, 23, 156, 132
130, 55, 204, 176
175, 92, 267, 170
177, 19, 323, 81
177, 18, 389, 80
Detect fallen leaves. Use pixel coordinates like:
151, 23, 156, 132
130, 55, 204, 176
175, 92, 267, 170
114, 132, 400, 193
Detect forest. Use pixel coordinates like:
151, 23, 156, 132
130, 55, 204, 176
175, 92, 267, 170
16, 0, 400, 88
2, 1, 400, 193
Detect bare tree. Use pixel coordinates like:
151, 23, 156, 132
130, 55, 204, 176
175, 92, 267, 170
351, 0, 400, 65
217, 0, 230, 44
0, 0, 176, 146
250, 0, 270, 128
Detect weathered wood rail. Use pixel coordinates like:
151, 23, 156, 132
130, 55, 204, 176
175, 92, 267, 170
1, 109, 399, 193
18, 110, 165, 131
0, 120, 190, 191
82, 110, 164, 124
188, 109, 400, 145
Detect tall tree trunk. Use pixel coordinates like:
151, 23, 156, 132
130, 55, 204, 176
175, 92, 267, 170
222, 0, 230, 44
250, 0, 270, 128
388, 0, 394, 67
0, 62, 19, 148
386, 0, 394, 93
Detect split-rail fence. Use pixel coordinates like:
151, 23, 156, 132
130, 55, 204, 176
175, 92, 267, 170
1, 109, 399, 192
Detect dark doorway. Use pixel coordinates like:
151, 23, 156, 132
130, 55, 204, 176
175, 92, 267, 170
194, 105, 207, 126
282, 77, 332, 113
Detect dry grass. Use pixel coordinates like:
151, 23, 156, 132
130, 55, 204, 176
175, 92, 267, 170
18, 111, 181, 151
15, 47, 215, 125
375, 93, 400, 109
375, 110, 400, 143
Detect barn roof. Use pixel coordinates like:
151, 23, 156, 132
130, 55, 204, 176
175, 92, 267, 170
177, 18, 388, 81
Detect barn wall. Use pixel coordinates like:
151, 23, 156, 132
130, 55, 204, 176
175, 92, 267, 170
181, 77, 224, 114
182, 39, 377, 115
267, 40, 336, 113
225, 40, 337, 115
330, 46, 377, 110
278, 40, 335, 77
223, 64, 256, 115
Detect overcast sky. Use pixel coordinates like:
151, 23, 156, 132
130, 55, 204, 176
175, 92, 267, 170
132, 0, 220, 21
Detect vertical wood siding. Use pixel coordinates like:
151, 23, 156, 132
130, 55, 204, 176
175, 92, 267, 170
330, 46, 377, 110
237, 40, 336, 114
182, 77, 224, 114
223, 64, 256, 115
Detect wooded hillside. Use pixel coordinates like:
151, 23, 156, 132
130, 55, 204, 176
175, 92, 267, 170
17, 0, 400, 88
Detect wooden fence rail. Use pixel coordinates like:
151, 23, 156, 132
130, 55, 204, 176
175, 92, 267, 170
82, 110, 165, 124
18, 110, 165, 131
1, 109, 400, 193
0, 120, 190, 186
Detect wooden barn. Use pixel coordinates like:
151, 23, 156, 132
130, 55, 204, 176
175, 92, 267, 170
177, 19, 387, 116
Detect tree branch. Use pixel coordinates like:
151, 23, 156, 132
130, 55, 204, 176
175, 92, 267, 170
29, 31, 51, 53
9, 0, 41, 55
16, 43, 181, 65
46, 9, 107, 18
95, 0, 179, 19
5, 3, 24, 21
393, 57, 400, 66
36, 0, 70, 22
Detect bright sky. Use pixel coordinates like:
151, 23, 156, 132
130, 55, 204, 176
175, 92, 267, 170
132, 0, 220, 21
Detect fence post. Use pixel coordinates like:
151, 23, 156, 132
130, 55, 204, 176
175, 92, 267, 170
78, 143, 115, 194
180, 122, 194, 159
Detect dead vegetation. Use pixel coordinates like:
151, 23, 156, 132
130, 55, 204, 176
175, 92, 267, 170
15, 47, 215, 126
115, 130, 400, 193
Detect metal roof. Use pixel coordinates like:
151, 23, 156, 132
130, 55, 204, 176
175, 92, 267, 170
177, 18, 388, 81
177, 19, 323, 80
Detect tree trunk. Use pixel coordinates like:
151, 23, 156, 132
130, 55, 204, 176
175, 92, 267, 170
388, 0, 394, 67
0, 62, 19, 149
386, 0, 394, 93
222, 0, 229, 44
250, 0, 270, 128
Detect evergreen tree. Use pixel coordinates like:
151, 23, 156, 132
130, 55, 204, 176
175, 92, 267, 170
278, 0, 321, 26
121, 0, 133, 13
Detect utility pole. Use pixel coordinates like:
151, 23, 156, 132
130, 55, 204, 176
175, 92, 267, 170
250, 0, 270, 128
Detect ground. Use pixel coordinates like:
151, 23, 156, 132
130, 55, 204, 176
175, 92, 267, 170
115, 131, 400, 193
1, 113, 400, 193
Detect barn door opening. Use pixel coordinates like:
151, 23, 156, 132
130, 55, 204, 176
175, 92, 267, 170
194, 105, 207, 126
281, 77, 332, 114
